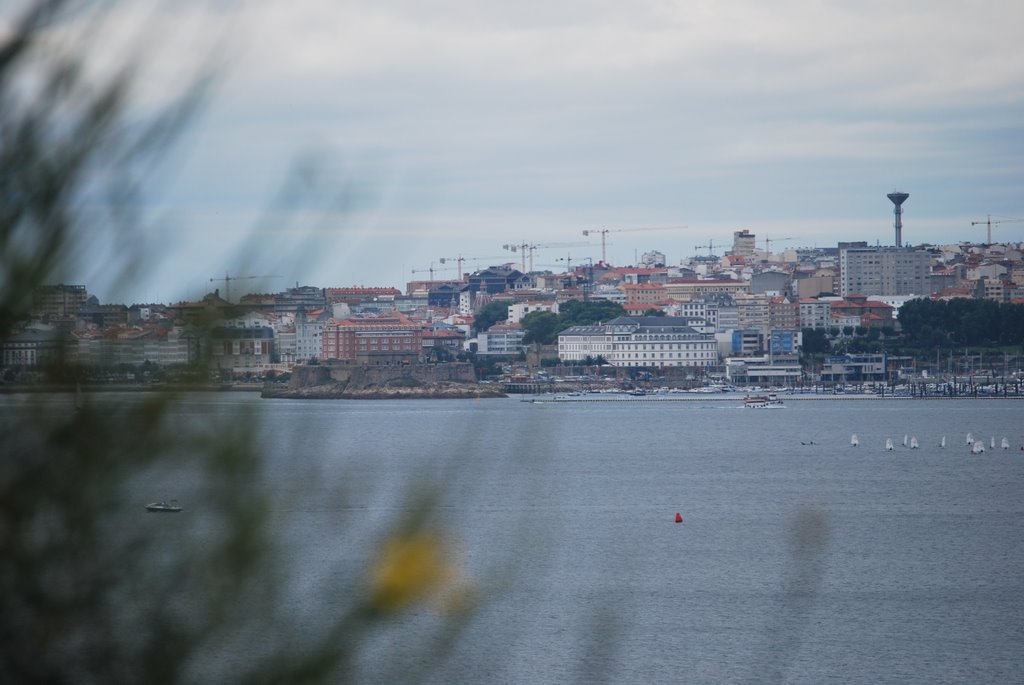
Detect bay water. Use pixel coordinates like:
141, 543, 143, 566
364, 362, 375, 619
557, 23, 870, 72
7, 393, 1023, 683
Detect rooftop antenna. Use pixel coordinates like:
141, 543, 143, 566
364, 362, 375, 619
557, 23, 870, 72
887, 191, 909, 247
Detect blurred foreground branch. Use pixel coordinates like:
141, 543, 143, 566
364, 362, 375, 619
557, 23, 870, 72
0, 3, 478, 683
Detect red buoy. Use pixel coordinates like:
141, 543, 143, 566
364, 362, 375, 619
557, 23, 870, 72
675, 512, 683, 523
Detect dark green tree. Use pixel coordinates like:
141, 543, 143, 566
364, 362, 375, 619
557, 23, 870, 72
800, 328, 830, 355
473, 300, 511, 332
642, 307, 665, 317
521, 310, 560, 345
898, 298, 1024, 348
558, 299, 626, 327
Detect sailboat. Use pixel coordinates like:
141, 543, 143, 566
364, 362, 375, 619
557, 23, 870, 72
903, 434, 909, 447
972, 441, 985, 454
885, 438, 894, 451
851, 434, 859, 447
990, 437, 996, 449
1001, 437, 1010, 450
940, 436, 946, 448
910, 436, 919, 449
966, 433, 974, 445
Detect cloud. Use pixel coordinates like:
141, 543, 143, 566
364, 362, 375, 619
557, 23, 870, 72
22, 0, 1022, 299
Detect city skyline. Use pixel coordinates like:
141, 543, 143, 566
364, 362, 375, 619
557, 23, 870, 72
18, 0, 1023, 302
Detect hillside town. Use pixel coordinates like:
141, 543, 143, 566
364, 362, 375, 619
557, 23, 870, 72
4, 229, 1024, 390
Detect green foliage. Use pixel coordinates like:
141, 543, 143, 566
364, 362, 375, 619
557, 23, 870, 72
473, 300, 510, 332
521, 310, 560, 345
898, 298, 1024, 348
558, 299, 626, 327
642, 307, 665, 317
519, 300, 626, 346
800, 328, 831, 355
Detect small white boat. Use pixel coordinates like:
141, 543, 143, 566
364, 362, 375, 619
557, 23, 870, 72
1001, 437, 1010, 450
744, 393, 784, 408
967, 433, 974, 445
910, 437, 919, 449
903, 434, 909, 447
146, 500, 182, 513
885, 438, 894, 451
851, 434, 859, 447
990, 437, 996, 449
971, 441, 985, 454
940, 436, 946, 449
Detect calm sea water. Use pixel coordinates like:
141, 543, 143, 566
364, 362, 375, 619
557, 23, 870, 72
7, 393, 1024, 683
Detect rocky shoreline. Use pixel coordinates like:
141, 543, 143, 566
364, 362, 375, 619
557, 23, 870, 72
261, 380, 507, 400
263, 361, 507, 400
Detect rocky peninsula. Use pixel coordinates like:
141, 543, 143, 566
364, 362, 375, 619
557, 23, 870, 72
262, 361, 506, 400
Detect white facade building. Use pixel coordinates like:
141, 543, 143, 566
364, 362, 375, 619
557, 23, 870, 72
558, 316, 717, 368
295, 310, 328, 362
507, 301, 559, 324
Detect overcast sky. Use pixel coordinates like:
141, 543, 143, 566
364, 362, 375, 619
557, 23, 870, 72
11, 0, 1024, 302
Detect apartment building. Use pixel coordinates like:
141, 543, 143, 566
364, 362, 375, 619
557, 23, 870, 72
32, 284, 88, 321
839, 246, 929, 297
476, 322, 526, 355
663, 279, 750, 302
734, 294, 770, 332
799, 299, 832, 329
321, 313, 422, 365
768, 296, 800, 331
621, 283, 667, 308
731, 230, 757, 257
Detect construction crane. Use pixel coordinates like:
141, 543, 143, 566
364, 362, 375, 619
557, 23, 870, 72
502, 241, 591, 272
208, 273, 283, 303
537, 255, 589, 272
694, 239, 721, 257
970, 214, 1024, 244
410, 264, 456, 281
761, 236, 793, 254
581, 226, 686, 264
438, 255, 507, 279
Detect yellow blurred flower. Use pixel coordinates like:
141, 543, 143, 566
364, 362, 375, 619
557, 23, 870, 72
369, 530, 455, 613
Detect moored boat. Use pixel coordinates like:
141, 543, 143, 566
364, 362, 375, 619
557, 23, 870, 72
146, 500, 182, 513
